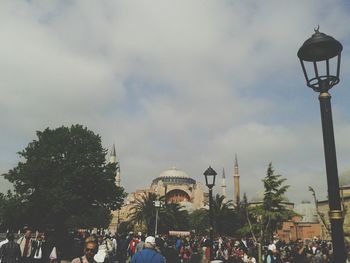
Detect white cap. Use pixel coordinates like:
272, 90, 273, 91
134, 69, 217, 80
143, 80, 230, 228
145, 236, 156, 245
94, 251, 106, 263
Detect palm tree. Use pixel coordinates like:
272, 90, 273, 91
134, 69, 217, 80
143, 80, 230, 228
212, 194, 235, 235
188, 209, 208, 235
128, 192, 157, 235
160, 202, 189, 232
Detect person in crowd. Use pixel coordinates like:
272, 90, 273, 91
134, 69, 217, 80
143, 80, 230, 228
291, 239, 308, 263
0, 234, 9, 263
17, 228, 34, 263
163, 239, 180, 263
262, 248, 275, 263
175, 236, 182, 253
135, 235, 145, 253
71, 232, 86, 260
0, 233, 21, 263
128, 235, 139, 259
131, 236, 165, 263
117, 235, 129, 263
246, 253, 257, 263
0, 235, 9, 250
30, 232, 50, 263
71, 240, 98, 263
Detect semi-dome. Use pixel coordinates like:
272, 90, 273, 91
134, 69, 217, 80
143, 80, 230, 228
339, 170, 350, 186
294, 201, 318, 223
251, 190, 264, 202
152, 166, 196, 186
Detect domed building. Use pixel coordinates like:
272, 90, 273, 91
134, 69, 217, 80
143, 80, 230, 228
109, 166, 206, 232
149, 166, 205, 209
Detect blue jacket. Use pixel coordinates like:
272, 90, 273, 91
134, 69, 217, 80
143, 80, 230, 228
131, 248, 165, 263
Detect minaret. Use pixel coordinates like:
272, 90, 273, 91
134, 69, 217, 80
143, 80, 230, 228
222, 168, 227, 202
233, 154, 240, 203
110, 144, 121, 187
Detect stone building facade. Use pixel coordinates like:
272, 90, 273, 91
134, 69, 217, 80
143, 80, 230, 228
277, 202, 321, 242
109, 166, 206, 233
317, 169, 350, 241
249, 192, 322, 242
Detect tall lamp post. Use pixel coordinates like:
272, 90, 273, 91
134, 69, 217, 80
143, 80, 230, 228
297, 27, 345, 263
154, 200, 162, 236
204, 166, 217, 262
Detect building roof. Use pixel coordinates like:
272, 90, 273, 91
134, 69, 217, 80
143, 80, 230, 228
294, 202, 318, 223
250, 190, 290, 203
339, 169, 350, 186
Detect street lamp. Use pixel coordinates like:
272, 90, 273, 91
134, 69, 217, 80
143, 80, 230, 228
204, 166, 217, 261
298, 27, 345, 263
154, 200, 162, 236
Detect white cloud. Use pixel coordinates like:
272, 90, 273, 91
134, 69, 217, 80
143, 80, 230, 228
1, 0, 350, 203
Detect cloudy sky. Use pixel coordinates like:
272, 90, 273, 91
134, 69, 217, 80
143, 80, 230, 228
1, 0, 350, 204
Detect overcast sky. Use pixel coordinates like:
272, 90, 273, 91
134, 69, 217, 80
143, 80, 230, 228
1, 0, 350, 204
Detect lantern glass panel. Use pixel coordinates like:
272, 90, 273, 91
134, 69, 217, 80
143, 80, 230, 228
301, 55, 340, 92
205, 174, 215, 187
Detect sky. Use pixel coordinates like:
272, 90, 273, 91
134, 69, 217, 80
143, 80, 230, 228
1, 0, 350, 204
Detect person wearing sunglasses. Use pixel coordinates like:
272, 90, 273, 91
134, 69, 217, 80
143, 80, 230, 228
71, 241, 98, 263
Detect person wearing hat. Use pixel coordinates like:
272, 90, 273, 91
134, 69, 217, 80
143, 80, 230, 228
130, 236, 165, 263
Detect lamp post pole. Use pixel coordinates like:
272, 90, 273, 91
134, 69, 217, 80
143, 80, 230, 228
154, 200, 161, 237
209, 187, 214, 261
298, 28, 345, 262
155, 206, 159, 236
319, 88, 345, 262
203, 166, 217, 262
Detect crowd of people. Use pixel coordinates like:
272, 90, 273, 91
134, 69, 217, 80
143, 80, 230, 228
0, 228, 348, 263
0, 228, 57, 263
65, 231, 343, 263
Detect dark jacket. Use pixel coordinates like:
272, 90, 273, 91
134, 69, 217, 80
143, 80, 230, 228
0, 241, 21, 263
163, 246, 180, 263
30, 240, 50, 263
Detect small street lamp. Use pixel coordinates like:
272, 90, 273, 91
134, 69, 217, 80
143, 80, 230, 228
298, 27, 345, 263
154, 200, 162, 236
204, 166, 217, 261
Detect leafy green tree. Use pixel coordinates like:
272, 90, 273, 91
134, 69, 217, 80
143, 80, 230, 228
3, 125, 125, 231
0, 191, 24, 231
233, 193, 251, 237
260, 163, 293, 242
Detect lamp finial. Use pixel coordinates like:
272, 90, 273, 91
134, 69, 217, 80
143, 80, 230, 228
314, 25, 320, 33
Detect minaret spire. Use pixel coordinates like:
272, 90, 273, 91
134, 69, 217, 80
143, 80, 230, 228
110, 144, 117, 163
110, 143, 121, 187
233, 154, 240, 203
222, 168, 227, 202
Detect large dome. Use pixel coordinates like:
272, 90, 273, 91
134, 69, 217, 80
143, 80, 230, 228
159, 166, 190, 178
152, 166, 196, 186
339, 170, 350, 186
